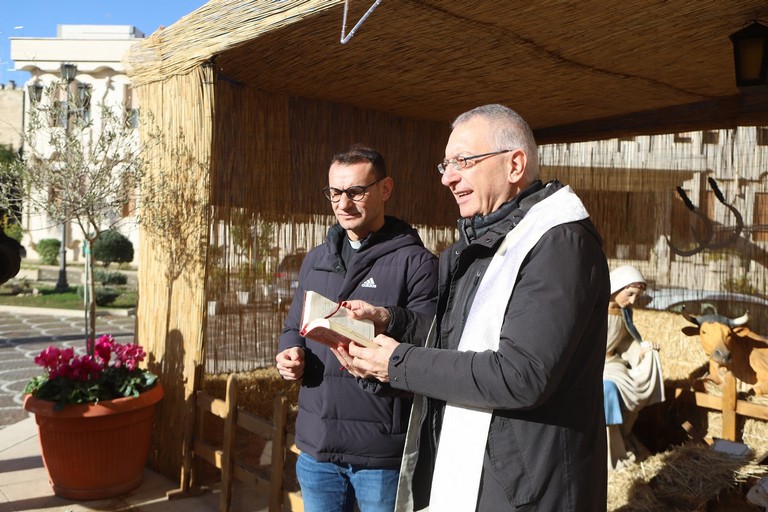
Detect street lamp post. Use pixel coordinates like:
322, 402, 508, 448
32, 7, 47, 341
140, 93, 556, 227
55, 62, 77, 292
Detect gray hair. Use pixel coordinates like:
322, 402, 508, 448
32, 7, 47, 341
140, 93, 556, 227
452, 104, 540, 180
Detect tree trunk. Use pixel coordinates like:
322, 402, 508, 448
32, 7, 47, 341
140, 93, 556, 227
84, 239, 97, 353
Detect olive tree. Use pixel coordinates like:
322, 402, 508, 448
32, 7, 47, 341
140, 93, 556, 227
0, 81, 143, 348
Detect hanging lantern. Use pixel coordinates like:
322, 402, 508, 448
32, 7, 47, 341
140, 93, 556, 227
60, 63, 78, 82
29, 82, 43, 103
729, 21, 768, 88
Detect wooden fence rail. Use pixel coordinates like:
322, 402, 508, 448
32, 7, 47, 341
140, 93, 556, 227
668, 371, 768, 443
168, 374, 302, 511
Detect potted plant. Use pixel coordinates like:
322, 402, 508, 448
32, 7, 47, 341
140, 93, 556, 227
208, 265, 228, 315
23, 334, 163, 500
237, 265, 256, 305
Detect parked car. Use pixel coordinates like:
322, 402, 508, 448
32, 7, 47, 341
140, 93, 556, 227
645, 287, 768, 335
269, 251, 306, 309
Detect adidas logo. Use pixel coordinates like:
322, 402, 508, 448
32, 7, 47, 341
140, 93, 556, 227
361, 277, 377, 289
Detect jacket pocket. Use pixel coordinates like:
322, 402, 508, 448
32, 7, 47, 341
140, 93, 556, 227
486, 417, 536, 506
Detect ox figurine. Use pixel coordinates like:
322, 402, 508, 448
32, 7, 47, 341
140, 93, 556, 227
681, 310, 768, 395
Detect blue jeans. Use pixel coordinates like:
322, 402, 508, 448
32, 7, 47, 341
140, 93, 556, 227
296, 452, 399, 512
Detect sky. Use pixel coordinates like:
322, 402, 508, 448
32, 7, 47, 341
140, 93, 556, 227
0, 0, 208, 86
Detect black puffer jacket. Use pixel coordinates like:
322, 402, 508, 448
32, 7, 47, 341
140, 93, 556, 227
278, 216, 438, 468
389, 181, 609, 511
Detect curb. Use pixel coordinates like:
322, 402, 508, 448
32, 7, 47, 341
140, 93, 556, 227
0, 305, 136, 317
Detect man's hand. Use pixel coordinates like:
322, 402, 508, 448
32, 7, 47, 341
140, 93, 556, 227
346, 334, 400, 382
275, 347, 305, 380
331, 345, 367, 379
343, 300, 391, 335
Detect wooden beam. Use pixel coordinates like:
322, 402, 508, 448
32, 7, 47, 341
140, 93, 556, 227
535, 91, 768, 144
721, 372, 737, 442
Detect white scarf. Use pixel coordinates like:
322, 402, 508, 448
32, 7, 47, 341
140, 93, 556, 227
427, 186, 590, 511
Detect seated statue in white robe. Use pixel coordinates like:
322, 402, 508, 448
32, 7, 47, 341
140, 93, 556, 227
604, 265, 664, 470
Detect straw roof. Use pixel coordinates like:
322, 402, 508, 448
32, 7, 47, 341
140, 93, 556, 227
125, 0, 768, 144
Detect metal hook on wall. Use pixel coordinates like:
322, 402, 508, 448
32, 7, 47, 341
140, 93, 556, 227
665, 178, 745, 257
701, 177, 744, 250
665, 187, 714, 256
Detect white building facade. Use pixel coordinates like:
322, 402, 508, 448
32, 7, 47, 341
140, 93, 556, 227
10, 25, 143, 265
0, 81, 24, 150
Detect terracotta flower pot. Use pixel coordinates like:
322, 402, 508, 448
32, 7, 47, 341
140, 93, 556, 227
23, 382, 164, 500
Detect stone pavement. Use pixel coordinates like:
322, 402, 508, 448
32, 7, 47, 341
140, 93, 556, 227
0, 306, 269, 511
0, 307, 136, 428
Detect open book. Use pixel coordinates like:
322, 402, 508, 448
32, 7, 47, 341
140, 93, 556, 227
299, 291, 377, 349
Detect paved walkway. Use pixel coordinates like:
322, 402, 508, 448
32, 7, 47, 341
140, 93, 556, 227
0, 308, 136, 428
0, 307, 268, 511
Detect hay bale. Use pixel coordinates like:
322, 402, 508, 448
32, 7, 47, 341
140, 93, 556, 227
607, 443, 768, 511
203, 367, 300, 418
633, 309, 709, 382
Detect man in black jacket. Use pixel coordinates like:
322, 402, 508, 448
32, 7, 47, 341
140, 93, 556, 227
275, 144, 438, 512
344, 105, 609, 511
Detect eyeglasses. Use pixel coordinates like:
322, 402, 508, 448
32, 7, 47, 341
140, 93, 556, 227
322, 178, 383, 202
437, 149, 514, 175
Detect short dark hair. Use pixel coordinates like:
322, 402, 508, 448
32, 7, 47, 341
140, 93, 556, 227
331, 144, 386, 179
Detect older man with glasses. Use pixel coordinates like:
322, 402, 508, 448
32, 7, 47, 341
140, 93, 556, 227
275, 143, 438, 512
341, 105, 610, 511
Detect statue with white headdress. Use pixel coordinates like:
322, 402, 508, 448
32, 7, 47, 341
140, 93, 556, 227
604, 265, 665, 470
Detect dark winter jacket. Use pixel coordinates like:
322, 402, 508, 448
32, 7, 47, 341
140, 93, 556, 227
0, 229, 21, 285
389, 181, 609, 511
278, 216, 438, 468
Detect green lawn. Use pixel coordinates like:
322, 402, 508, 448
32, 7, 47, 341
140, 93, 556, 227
0, 284, 137, 310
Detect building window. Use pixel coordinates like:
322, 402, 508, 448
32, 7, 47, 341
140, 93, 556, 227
702, 131, 719, 145
124, 85, 139, 128
77, 83, 92, 122
674, 133, 692, 143
119, 173, 138, 218
757, 127, 768, 146
52, 101, 68, 128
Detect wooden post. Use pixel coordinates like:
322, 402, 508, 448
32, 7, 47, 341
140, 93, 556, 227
177, 393, 196, 492
219, 375, 239, 512
269, 395, 288, 512
721, 371, 737, 441
169, 363, 208, 500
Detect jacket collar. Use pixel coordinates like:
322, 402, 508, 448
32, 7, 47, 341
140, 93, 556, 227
459, 180, 554, 244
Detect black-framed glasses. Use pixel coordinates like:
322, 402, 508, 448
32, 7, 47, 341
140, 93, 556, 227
437, 149, 514, 175
322, 178, 383, 202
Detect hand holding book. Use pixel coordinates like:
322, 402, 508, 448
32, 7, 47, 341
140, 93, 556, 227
341, 299, 392, 336
299, 291, 377, 350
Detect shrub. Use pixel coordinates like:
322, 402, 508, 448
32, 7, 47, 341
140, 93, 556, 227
77, 285, 121, 306
2, 219, 23, 242
722, 276, 758, 296
36, 238, 61, 265
94, 269, 128, 286
92, 229, 134, 268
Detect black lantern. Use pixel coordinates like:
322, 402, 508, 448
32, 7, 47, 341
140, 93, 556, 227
729, 21, 768, 88
29, 82, 43, 103
60, 62, 77, 83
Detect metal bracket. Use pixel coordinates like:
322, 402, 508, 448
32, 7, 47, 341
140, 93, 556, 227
341, 0, 382, 44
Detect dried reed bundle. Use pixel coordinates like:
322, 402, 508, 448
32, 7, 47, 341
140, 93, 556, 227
608, 443, 768, 511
